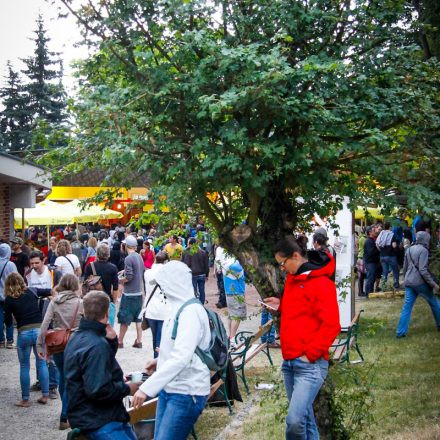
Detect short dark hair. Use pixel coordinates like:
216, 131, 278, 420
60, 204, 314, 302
83, 291, 109, 321
155, 251, 169, 264
188, 237, 197, 245
29, 250, 44, 261
312, 233, 327, 246
384, 222, 391, 230
274, 235, 308, 258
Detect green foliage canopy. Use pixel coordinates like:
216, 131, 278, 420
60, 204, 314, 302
47, 0, 440, 293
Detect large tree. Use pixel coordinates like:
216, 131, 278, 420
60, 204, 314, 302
50, 0, 440, 296
0, 62, 32, 152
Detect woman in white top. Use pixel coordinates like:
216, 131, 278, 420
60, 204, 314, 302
54, 239, 81, 277
140, 251, 170, 358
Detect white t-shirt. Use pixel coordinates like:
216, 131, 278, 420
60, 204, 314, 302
27, 266, 53, 289
55, 254, 80, 275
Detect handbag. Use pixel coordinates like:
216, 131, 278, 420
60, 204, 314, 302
45, 300, 81, 356
82, 261, 104, 296
141, 285, 160, 331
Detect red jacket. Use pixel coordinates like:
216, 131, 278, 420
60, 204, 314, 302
279, 251, 340, 363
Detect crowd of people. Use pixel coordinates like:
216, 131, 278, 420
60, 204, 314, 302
354, 216, 440, 337
1, 212, 439, 440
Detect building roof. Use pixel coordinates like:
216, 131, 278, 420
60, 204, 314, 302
54, 168, 150, 188
0, 152, 52, 190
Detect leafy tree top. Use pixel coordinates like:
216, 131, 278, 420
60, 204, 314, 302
49, 1, 439, 245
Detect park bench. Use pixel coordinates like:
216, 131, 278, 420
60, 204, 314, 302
230, 319, 274, 393
330, 310, 364, 365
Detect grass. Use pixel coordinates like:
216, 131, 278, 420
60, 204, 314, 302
193, 296, 440, 439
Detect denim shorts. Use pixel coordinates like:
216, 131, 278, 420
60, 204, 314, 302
117, 295, 142, 325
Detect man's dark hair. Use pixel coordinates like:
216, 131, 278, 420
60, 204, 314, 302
83, 291, 110, 321
384, 222, 391, 230
155, 251, 169, 264
172, 234, 179, 241
188, 237, 197, 246
29, 250, 44, 261
312, 233, 327, 246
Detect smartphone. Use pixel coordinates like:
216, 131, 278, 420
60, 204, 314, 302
258, 299, 277, 311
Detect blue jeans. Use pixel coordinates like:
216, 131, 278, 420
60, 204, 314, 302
365, 262, 379, 296
17, 328, 49, 400
48, 359, 59, 389
381, 256, 400, 288
396, 284, 440, 337
0, 300, 14, 343
282, 357, 328, 440
261, 309, 275, 343
147, 318, 163, 359
216, 272, 226, 306
154, 390, 208, 440
87, 422, 137, 440
192, 275, 206, 305
53, 352, 69, 420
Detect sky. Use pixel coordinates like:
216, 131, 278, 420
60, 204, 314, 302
0, 0, 87, 93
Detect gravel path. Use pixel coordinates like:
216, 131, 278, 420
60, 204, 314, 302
0, 269, 263, 440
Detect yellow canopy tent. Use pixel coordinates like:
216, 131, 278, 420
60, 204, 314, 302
14, 200, 77, 227
354, 207, 385, 220
63, 199, 123, 222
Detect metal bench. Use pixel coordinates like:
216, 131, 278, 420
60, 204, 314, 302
230, 319, 274, 393
330, 310, 364, 365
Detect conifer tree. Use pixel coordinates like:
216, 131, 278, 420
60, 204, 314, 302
0, 62, 32, 152
21, 15, 67, 125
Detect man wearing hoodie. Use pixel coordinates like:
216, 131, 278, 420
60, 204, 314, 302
0, 243, 18, 348
376, 222, 400, 290
396, 231, 440, 338
132, 260, 211, 440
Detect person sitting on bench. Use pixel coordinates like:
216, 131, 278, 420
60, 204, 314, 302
64, 290, 140, 440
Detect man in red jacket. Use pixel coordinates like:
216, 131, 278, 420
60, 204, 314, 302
265, 235, 340, 440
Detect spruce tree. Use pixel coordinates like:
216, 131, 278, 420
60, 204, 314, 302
0, 62, 32, 153
21, 15, 67, 125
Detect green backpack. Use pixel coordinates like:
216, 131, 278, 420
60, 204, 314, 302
171, 298, 229, 372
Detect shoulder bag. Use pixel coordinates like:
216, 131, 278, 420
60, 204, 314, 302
45, 299, 81, 356
81, 261, 104, 296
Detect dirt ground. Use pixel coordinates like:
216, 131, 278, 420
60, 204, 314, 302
0, 269, 263, 440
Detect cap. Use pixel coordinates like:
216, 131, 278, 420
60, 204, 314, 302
10, 237, 23, 246
122, 235, 138, 248
314, 227, 328, 238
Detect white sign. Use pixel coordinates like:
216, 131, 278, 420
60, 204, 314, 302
311, 197, 354, 329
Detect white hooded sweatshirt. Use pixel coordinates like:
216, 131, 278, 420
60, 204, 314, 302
139, 261, 211, 398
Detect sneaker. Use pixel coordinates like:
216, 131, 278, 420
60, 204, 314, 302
30, 382, 41, 392
49, 388, 58, 400
0, 341, 5, 348
6, 340, 14, 349
118, 342, 124, 349
215, 302, 226, 309
132, 341, 142, 349
267, 342, 281, 349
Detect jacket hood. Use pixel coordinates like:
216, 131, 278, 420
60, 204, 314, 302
415, 231, 431, 248
0, 243, 11, 262
54, 290, 79, 304
292, 249, 335, 280
153, 260, 195, 305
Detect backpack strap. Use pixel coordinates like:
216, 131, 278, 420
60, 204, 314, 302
171, 298, 202, 340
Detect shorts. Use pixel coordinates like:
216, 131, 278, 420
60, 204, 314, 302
226, 295, 247, 320
118, 295, 143, 325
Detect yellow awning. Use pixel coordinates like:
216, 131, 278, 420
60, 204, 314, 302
14, 200, 77, 226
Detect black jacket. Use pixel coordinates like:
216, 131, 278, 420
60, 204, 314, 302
363, 237, 380, 264
64, 318, 130, 432
181, 247, 209, 277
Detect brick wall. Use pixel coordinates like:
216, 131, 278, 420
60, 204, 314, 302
0, 184, 11, 241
